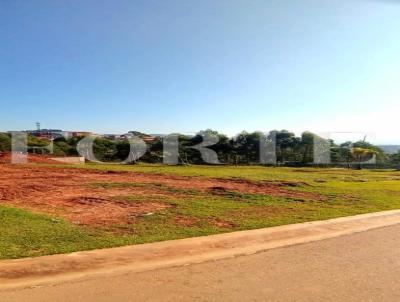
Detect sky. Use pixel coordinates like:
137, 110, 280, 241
1, 0, 400, 144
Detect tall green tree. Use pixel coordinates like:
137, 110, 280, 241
0, 133, 11, 152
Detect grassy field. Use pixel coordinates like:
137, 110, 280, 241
50, 162, 400, 182
1, 164, 400, 259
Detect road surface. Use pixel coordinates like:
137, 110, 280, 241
1, 224, 400, 301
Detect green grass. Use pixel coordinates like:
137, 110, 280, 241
0, 206, 133, 259
2, 164, 400, 259
46, 162, 400, 182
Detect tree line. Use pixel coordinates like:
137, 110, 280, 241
1, 130, 399, 168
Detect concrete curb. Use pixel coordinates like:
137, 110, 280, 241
1, 210, 400, 290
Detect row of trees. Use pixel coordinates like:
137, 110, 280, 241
1, 130, 399, 168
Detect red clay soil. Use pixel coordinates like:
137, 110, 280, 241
0, 162, 321, 227
0, 152, 60, 164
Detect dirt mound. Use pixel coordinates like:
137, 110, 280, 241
0, 152, 60, 164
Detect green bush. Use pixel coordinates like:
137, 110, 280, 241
0, 133, 11, 152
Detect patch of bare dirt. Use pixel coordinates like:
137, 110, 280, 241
204, 178, 320, 200
0, 152, 60, 164
210, 218, 237, 228
174, 216, 199, 227
0, 165, 173, 226
0, 164, 322, 228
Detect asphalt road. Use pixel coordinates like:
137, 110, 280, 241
2, 224, 400, 302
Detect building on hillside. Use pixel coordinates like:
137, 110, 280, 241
101, 132, 158, 142
23, 129, 68, 140
127, 131, 157, 142
141, 135, 157, 143
14, 129, 94, 140
70, 131, 92, 137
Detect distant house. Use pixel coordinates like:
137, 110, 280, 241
70, 131, 92, 138
23, 129, 67, 140
88, 132, 159, 142
102, 134, 121, 140
15, 129, 93, 140
127, 131, 157, 142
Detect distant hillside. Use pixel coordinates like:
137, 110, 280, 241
379, 145, 400, 154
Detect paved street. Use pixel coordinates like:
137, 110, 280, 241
2, 224, 400, 301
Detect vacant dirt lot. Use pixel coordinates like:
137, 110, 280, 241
2, 157, 400, 260
0, 163, 319, 227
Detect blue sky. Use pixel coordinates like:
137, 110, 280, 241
1, 0, 400, 143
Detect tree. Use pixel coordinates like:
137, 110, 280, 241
0, 133, 11, 152
389, 152, 400, 170
93, 138, 117, 162
270, 130, 299, 164
351, 147, 378, 170
116, 138, 147, 164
